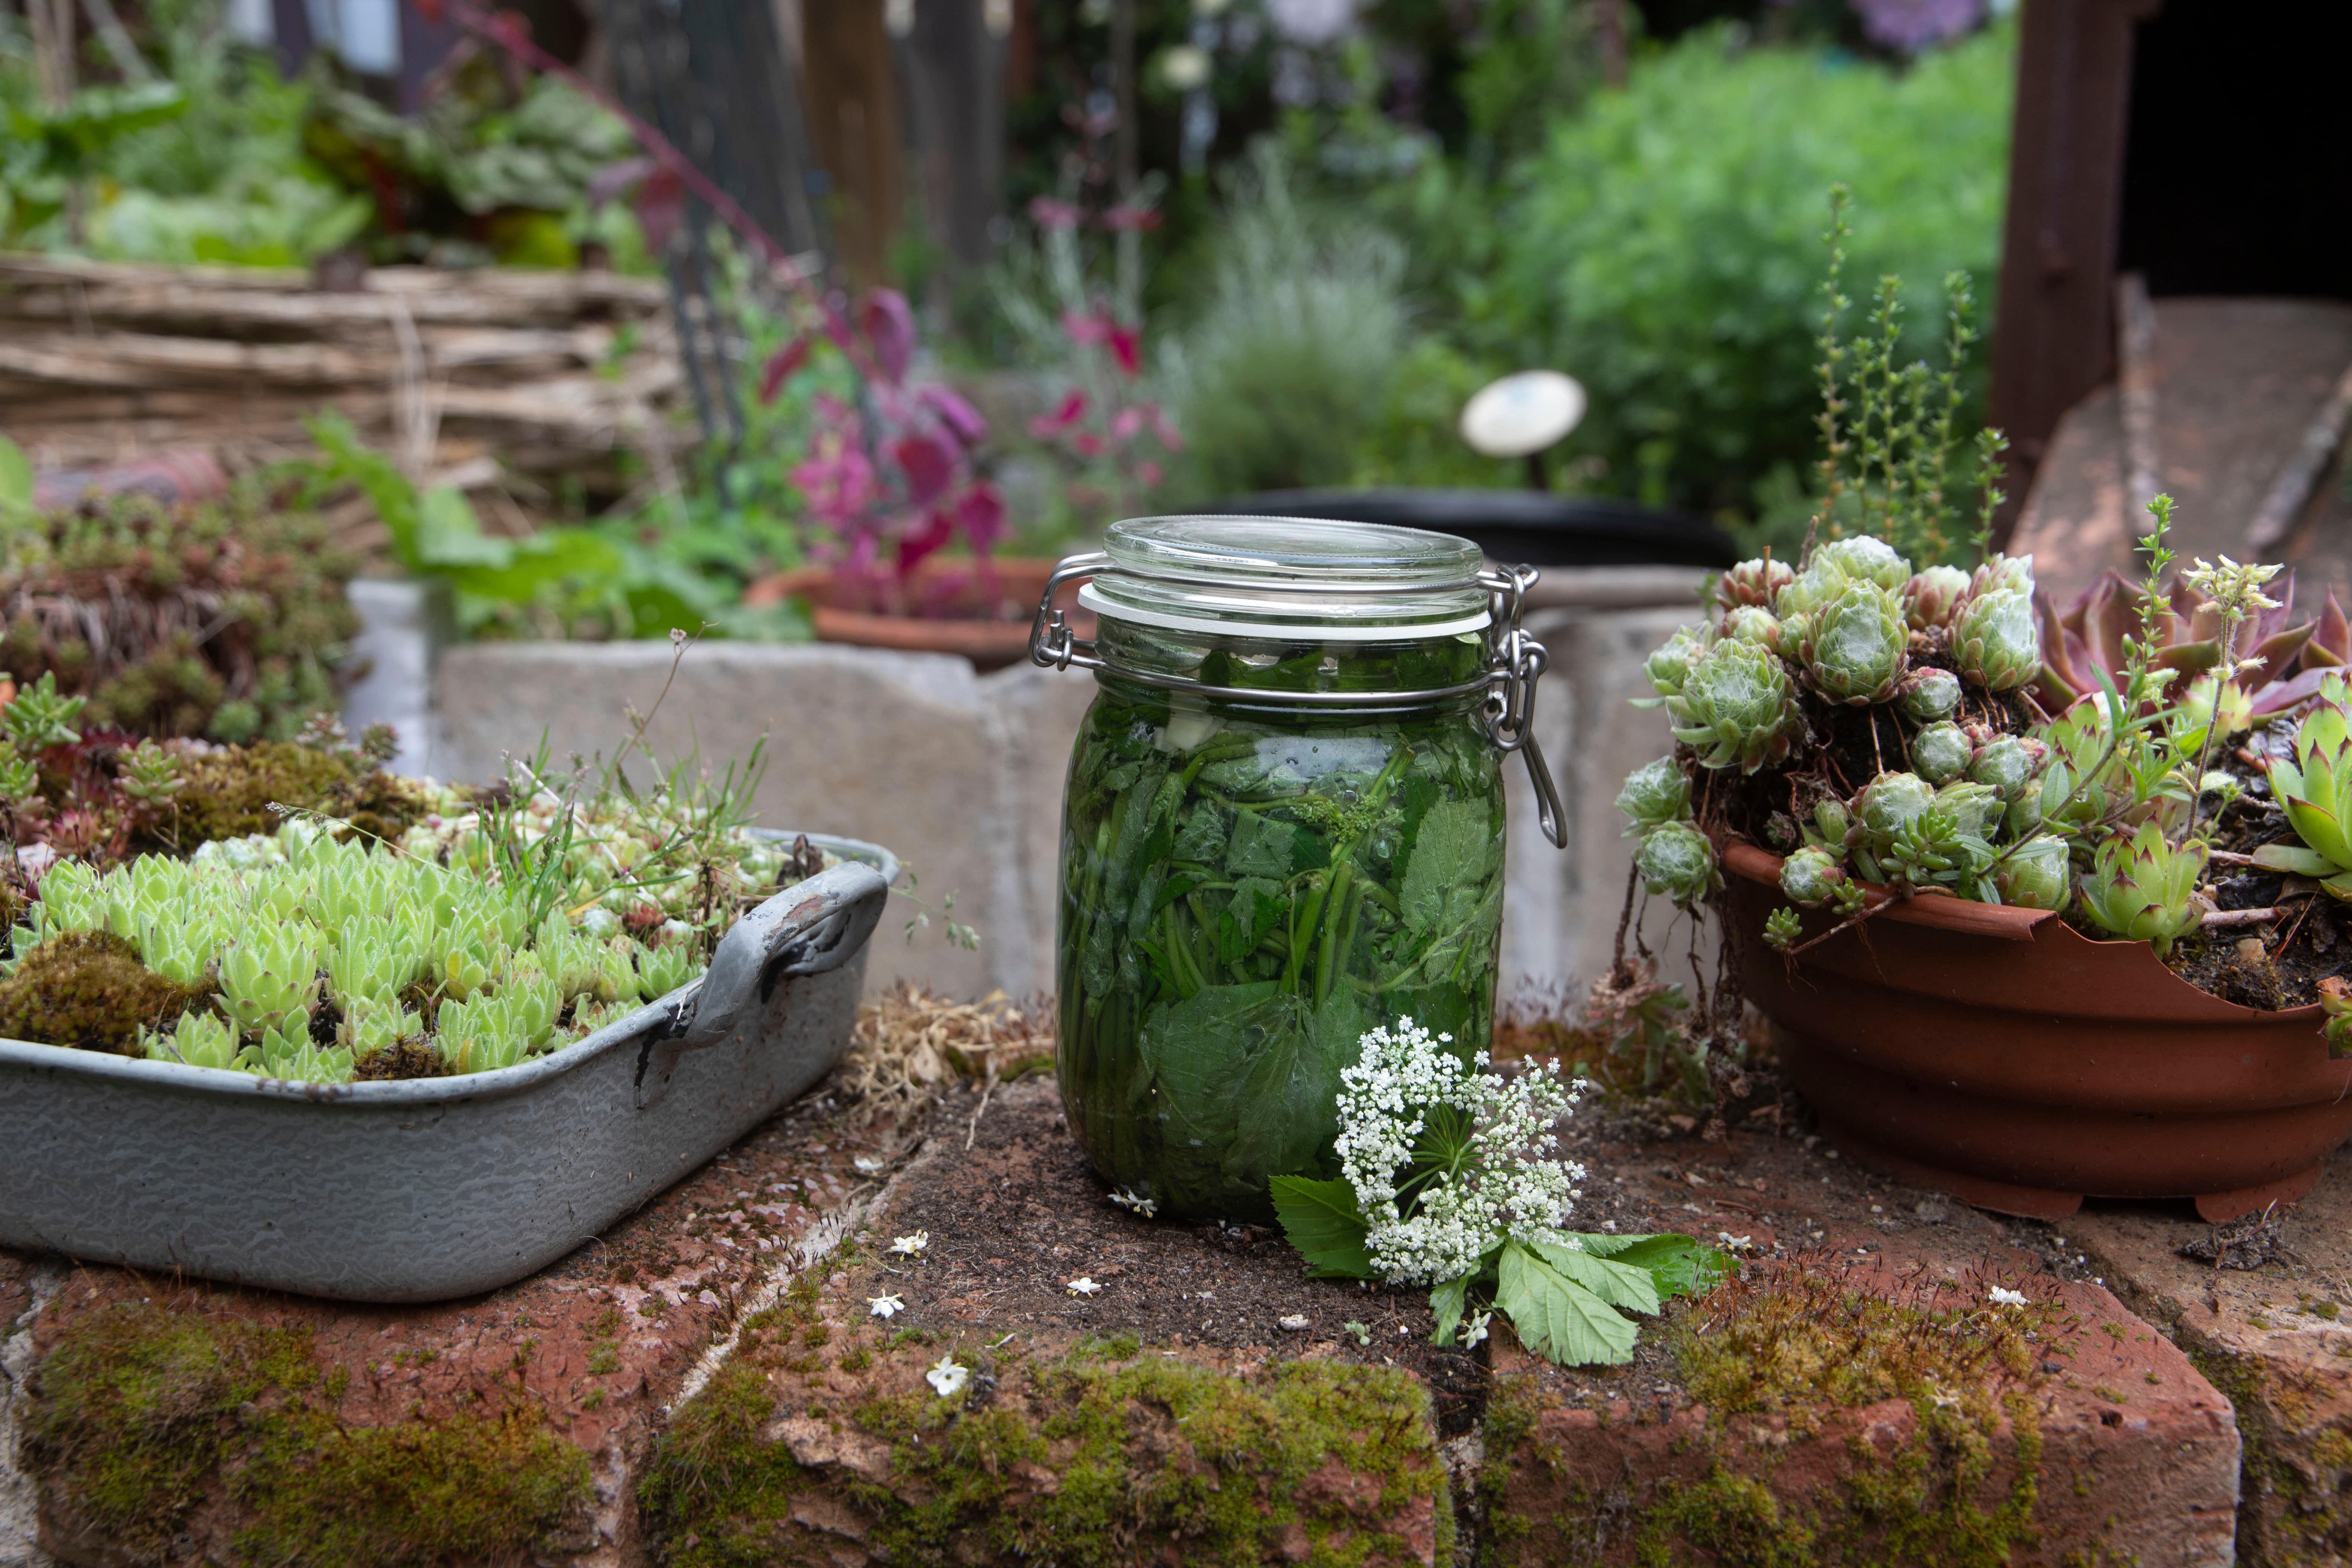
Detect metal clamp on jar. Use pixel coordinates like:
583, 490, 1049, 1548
1027, 515, 1564, 1221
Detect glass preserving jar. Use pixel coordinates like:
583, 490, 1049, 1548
1028, 516, 1562, 1222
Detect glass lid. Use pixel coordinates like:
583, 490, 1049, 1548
1080, 515, 1493, 640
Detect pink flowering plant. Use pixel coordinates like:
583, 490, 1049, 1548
760, 287, 1007, 609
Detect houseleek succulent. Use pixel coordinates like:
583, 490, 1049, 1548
1967, 735, 2038, 799
2077, 821, 2208, 956
1952, 588, 2041, 691
1931, 781, 2006, 844
1636, 821, 1721, 907
1969, 552, 2037, 602
1778, 846, 1847, 909
1910, 722, 1973, 785
1992, 835, 2072, 911
1635, 626, 1711, 709
1897, 668, 1962, 723
1720, 604, 1783, 649
1798, 583, 1909, 704
1812, 535, 1913, 592
1669, 639, 1804, 774
1615, 757, 1692, 835
1905, 566, 1972, 631
1716, 556, 1795, 614
2253, 675, 2352, 897
1848, 772, 1936, 853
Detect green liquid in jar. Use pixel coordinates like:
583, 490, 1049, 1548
1054, 628, 1505, 1222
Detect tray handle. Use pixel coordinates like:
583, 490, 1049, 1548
677, 861, 891, 1055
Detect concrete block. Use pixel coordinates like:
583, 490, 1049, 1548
341, 577, 452, 778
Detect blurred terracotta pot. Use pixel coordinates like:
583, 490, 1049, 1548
1722, 841, 2349, 1223
743, 557, 1090, 671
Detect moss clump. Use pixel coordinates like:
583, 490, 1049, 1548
0, 476, 360, 743
0, 929, 210, 1054
144, 741, 432, 849
644, 1341, 1453, 1568
22, 1302, 593, 1568
350, 1037, 456, 1081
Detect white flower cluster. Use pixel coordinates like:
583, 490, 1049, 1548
1335, 1018, 1589, 1285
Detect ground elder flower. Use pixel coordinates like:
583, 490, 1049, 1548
1334, 1019, 1589, 1286
869, 1294, 906, 1319
891, 1231, 929, 1256
1108, 1188, 1158, 1219
925, 1355, 969, 1396
1462, 1309, 1492, 1348
1067, 1277, 1102, 1295
1989, 1286, 2028, 1308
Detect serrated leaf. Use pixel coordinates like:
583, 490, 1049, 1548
1496, 1240, 1638, 1367
1430, 1275, 1470, 1345
1603, 1233, 1732, 1300
1270, 1175, 1376, 1279
1529, 1240, 1663, 1315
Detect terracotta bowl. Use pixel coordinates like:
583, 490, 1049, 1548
743, 557, 1091, 671
1722, 841, 2350, 1222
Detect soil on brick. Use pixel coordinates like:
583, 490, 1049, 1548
862, 1073, 2038, 1434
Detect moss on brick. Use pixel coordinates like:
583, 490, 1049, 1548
643, 1335, 1453, 1568
22, 1301, 593, 1567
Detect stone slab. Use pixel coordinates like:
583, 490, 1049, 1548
0, 1078, 921, 1568
2069, 1144, 2352, 1566
2012, 298, 2352, 608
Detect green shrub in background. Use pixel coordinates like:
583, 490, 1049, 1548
1158, 147, 1416, 501
1481, 21, 2015, 521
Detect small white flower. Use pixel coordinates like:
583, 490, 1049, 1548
853, 1155, 887, 1174
1990, 1286, 2029, 1308
925, 1355, 969, 1397
1108, 1188, 1159, 1219
1278, 1313, 1311, 1331
1463, 1309, 1492, 1348
1067, 1277, 1102, 1296
1718, 1232, 1754, 1252
868, 1294, 906, 1319
891, 1231, 929, 1256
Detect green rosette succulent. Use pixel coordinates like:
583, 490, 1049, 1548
1636, 821, 1722, 907
1897, 667, 1962, 722
1931, 780, 2005, 843
2077, 821, 2206, 956
1993, 835, 2072, 912
1880, 807, 1980, 893
1969, 551, 2036, 602
1952, 588, 2041, 691
1811, 798, 1853, 848
1614, 756, 1692, 835
1633, 625, 1711, 710
1715, 556, 1795, 614
1905, 565, 1973, 632
1910, 721, 1972, 785
1778, 846, 1847, 909
1720, 604, 1783, 649
1668, 639, 1804, 773
1813, 535, 1913, 592
1798, 583, 1909, 704
1968, 735, 2039, 799
1762, 906, 1805, 951
1849, 771, 1936, 854
2252, 674, 2352, 898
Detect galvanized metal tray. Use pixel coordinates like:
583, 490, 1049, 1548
0, 832, 894, 1303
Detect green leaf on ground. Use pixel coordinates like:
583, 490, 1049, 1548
1269, 1176, 1376, 1279
1496, 1239, 1639, 1367
1430, 1274, 1470, 1344
1529, 1240, 1663, 1316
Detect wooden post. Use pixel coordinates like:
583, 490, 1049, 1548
1984, 0, 2162, 540
801, 0, 905, 288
